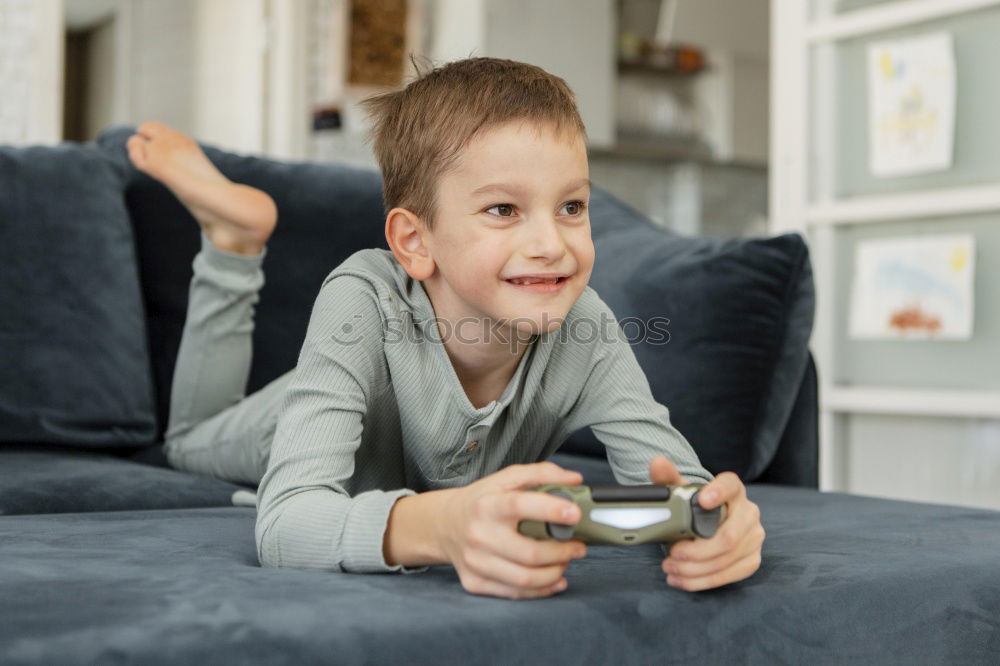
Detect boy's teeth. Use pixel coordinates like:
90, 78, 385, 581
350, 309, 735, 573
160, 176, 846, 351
510, 277, 558, 285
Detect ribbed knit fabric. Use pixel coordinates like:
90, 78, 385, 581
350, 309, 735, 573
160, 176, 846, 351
254, 248, 713, 575
163, 232, 287, 487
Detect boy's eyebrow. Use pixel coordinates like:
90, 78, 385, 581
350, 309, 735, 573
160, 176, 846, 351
470, 178, 591, 197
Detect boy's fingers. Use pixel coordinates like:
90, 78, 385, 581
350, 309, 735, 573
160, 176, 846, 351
495, 488, 581, 526
697, 471, 745, 509
489, 528, 585, 568
666, 549, 762, 592
663, 524, 762, 578
498, 461, 583, 491
648, 455, 688, 486
463, 573, 567, 600
669, 497, 760, 562
466, 550, 568, 591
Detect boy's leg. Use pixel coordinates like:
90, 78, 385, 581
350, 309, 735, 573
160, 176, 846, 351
125, 120, 282, 486
164, 230, 291, 486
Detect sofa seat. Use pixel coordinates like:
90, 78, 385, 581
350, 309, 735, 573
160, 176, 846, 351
0, 448, 599, 518
0, 444, 245, 515
1, 478, 997, 664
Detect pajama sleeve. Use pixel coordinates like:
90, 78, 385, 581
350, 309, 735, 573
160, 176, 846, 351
562, 295, 714, 486
255, 273, 428, 575
561, 292, 715, 563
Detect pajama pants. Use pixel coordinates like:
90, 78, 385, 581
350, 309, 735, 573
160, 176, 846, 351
163, 231, 294, 486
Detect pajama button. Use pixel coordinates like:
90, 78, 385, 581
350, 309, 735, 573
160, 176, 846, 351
465, 440, 479, 452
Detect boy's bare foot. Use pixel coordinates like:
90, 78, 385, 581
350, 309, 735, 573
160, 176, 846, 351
126, 121, 277, 255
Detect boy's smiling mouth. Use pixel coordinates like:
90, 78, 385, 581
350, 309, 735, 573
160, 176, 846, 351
503, 274, 571, 293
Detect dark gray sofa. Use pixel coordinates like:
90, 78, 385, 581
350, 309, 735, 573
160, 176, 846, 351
0, 126, 997, 664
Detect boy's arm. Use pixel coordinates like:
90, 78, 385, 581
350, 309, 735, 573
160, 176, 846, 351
254, 274, 435, 574
560, 295, 765, 590
382, 488, 452, 567
562, 298, 713, 485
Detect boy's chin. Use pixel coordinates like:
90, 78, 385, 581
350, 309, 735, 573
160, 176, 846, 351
508, 315, 566, 338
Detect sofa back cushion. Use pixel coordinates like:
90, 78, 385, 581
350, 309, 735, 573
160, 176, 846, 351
559, 191, 815, 481
97, 127, 387, 441
0, 143, 157, 448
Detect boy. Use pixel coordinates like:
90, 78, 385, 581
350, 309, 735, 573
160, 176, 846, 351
126, 57, 764, 601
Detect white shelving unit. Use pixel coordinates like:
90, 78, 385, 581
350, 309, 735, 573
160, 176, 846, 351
771, 0, 1000, 508
0, 0, 63, 145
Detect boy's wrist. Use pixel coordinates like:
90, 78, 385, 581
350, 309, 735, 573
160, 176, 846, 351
383, 488, 455, 568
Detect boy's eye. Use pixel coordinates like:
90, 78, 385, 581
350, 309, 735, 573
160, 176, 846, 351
486, 203, 516, 217
484, 201, 588, 218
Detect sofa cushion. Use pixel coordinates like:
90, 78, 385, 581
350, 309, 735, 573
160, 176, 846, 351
559, 190, 815, 482
0, 143, 157, 448
547, 451, 617, 485
1, 487, 996, 663
97, 126, 388, 442
0, 444, 245, 515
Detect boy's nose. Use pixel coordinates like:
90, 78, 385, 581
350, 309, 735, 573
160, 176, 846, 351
524, 217, 569, 261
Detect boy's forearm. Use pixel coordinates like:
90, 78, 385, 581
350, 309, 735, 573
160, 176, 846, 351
383, 488, 454, 568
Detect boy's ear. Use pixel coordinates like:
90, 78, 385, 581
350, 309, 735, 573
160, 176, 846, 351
385, 207, 435, 280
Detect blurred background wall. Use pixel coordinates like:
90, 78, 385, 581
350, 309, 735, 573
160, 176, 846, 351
1, 0, 770, 239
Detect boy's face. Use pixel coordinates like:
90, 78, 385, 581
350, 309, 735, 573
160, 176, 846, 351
423, 119, 594, 339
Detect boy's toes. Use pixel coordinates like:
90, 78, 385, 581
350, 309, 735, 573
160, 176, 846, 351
137, 120, 170, 139
126, 134, 148, 170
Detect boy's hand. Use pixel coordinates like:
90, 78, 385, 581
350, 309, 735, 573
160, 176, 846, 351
650, 456, 764, 591
435, 462, 588, 600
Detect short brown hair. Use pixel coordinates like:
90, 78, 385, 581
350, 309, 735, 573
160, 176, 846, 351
358, 56, 588, 231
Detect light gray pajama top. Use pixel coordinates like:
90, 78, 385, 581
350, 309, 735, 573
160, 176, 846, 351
254, 248, 712, 575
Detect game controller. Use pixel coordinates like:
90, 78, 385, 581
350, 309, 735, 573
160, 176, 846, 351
517, 483, 725, 545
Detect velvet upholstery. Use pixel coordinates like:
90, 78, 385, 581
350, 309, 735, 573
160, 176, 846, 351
0, 444, 244, 516
0, 143, 157, 448
757, 355, 819, 487
2, 477, 997, 664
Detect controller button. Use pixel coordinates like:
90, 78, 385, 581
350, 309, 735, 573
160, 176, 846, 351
545, 489, 577, 541
690, 490, 722, 538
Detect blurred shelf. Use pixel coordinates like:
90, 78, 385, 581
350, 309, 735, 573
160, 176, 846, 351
823, 385, 1000, 418
589, 136, 767, 169
617, 61, 709, 78
805, 183, 1000, 226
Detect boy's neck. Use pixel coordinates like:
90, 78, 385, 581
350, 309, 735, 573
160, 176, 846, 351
422, 280, 532, 407
437, 318, 531, 408
421, 279, 533, 409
